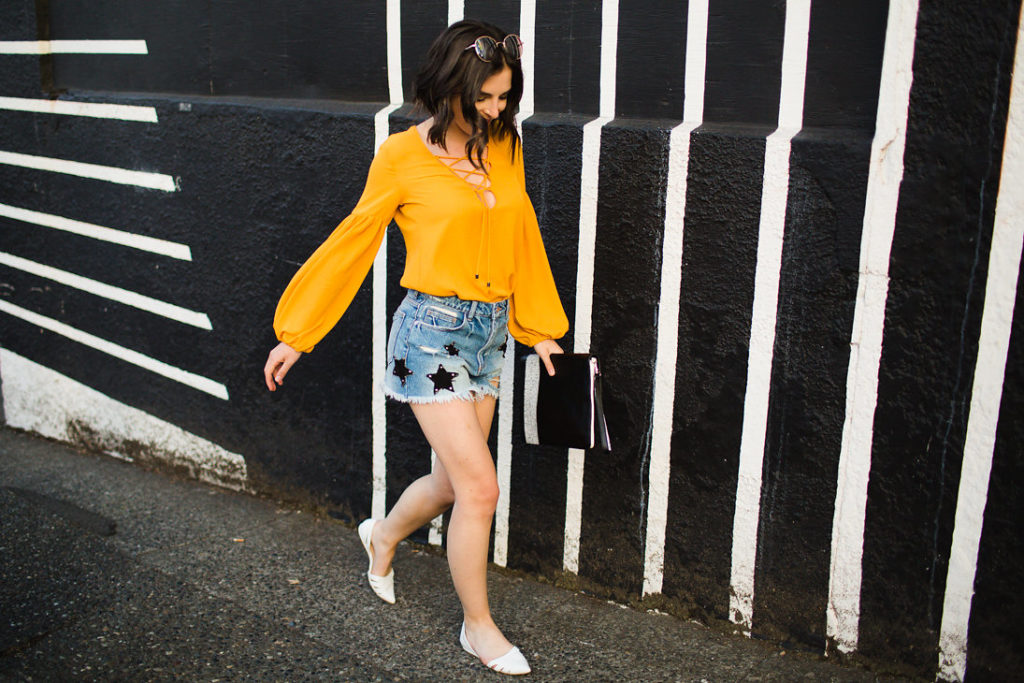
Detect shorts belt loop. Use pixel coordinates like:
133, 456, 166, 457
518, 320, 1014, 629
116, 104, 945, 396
468, 300, 478, 320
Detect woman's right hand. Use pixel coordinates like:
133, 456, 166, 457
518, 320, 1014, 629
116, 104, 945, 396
264, 341, 302, 391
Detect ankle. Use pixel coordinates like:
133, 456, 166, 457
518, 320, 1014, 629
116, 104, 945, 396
463, 614, 497, 632
372, 520, 398, 554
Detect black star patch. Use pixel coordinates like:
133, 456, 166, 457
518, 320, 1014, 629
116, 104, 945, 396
426, 364, 458, 394
498, 339, 507, 356
392, 358, 413, 386
444, 342, 460, 356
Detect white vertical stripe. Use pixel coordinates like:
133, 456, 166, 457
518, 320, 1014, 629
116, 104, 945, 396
371, 105, 399, 520
0, 203, 192, 260
386, 0, 403, 105
0, 252, 212, 329
729, 0, 811, 634
429, 515, 444, 545
563, 447, 585, 573
937, 8, 1024, 681
827, 0, 919, 655
642, 0, 709, 598
0, 150, 176, 191
371, 0, 404, 521
429, 450, 444, 546
448, 1, 464, 26
494, 334, 515, 566
682, 2, 709, 126
518, 0, 537, 122
493, 0, 538, 570
0, 40, 148, 54
0, 301, 228, 400
598, 0, 619, 120
0, 97, 158, 122
572, 117, 606, 356
564, 0, 618, 575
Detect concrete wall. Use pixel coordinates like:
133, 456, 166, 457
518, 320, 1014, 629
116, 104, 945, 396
1, 1, 1022, 680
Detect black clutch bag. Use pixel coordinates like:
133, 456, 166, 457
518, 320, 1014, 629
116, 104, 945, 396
523, 353, 612, 451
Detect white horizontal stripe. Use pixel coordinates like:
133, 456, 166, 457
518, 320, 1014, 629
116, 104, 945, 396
0, 150, 176, 191
0, 203, 191, 260
0, 251, 211, 329
1, 349, 247, 491
0, 40, 148, 55
0, 300, 228, 400
0, 96, 158, 122
937, 7, 1024, 681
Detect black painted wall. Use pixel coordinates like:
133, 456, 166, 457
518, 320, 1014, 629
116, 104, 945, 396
2, 2, 1022, 680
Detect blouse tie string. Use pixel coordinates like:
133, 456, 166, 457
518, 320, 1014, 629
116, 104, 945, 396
438, 155, 494, 290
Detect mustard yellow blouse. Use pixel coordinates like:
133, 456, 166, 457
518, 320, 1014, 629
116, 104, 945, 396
274, 126, 569, 353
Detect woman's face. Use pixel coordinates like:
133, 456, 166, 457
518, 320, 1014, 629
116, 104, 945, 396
451, 65, 513, 137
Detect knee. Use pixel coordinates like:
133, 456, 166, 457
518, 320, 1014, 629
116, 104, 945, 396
459, 479, 500, 516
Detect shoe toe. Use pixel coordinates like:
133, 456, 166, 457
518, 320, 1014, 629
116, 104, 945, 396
460, 624, 530, 676
367, 569, 395, 604
486, 646, 530, 676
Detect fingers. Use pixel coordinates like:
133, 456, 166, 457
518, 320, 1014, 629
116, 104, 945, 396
264, 357, 280, 391
534, 339, 563, 377
274, 355, 295, 386
542, 353, 556, 377
264, 342, 300, 392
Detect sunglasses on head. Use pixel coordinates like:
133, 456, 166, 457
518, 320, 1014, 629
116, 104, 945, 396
464, 34, 523, 62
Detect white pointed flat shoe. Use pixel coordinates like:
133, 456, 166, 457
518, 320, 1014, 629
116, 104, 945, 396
357, 518, 395, 604
459, 622, 531, 676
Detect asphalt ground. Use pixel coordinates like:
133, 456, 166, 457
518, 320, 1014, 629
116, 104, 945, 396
0, 427, 906, 681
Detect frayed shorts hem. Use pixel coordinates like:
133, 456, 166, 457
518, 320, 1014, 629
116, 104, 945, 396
381, 384, 500, 405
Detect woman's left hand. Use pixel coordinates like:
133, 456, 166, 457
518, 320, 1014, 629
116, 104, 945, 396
533, 339, 563, 376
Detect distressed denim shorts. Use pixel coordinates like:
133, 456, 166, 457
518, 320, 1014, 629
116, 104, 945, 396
382, 289, 510, 404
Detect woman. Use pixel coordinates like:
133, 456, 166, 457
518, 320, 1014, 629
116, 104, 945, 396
263, 20, 567, 676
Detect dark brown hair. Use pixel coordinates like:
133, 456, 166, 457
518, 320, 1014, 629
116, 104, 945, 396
412, 20, 523, 169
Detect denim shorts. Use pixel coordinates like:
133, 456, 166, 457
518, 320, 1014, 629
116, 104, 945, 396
382, 289, 510, 403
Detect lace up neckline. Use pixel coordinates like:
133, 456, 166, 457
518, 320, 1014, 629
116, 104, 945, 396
435, 154, 496, 289
436, 155, 493, 195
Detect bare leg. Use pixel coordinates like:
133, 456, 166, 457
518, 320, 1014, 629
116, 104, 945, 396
410, 397, 513, 664
367, 456, 455, 576
367, 395, 496, 577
